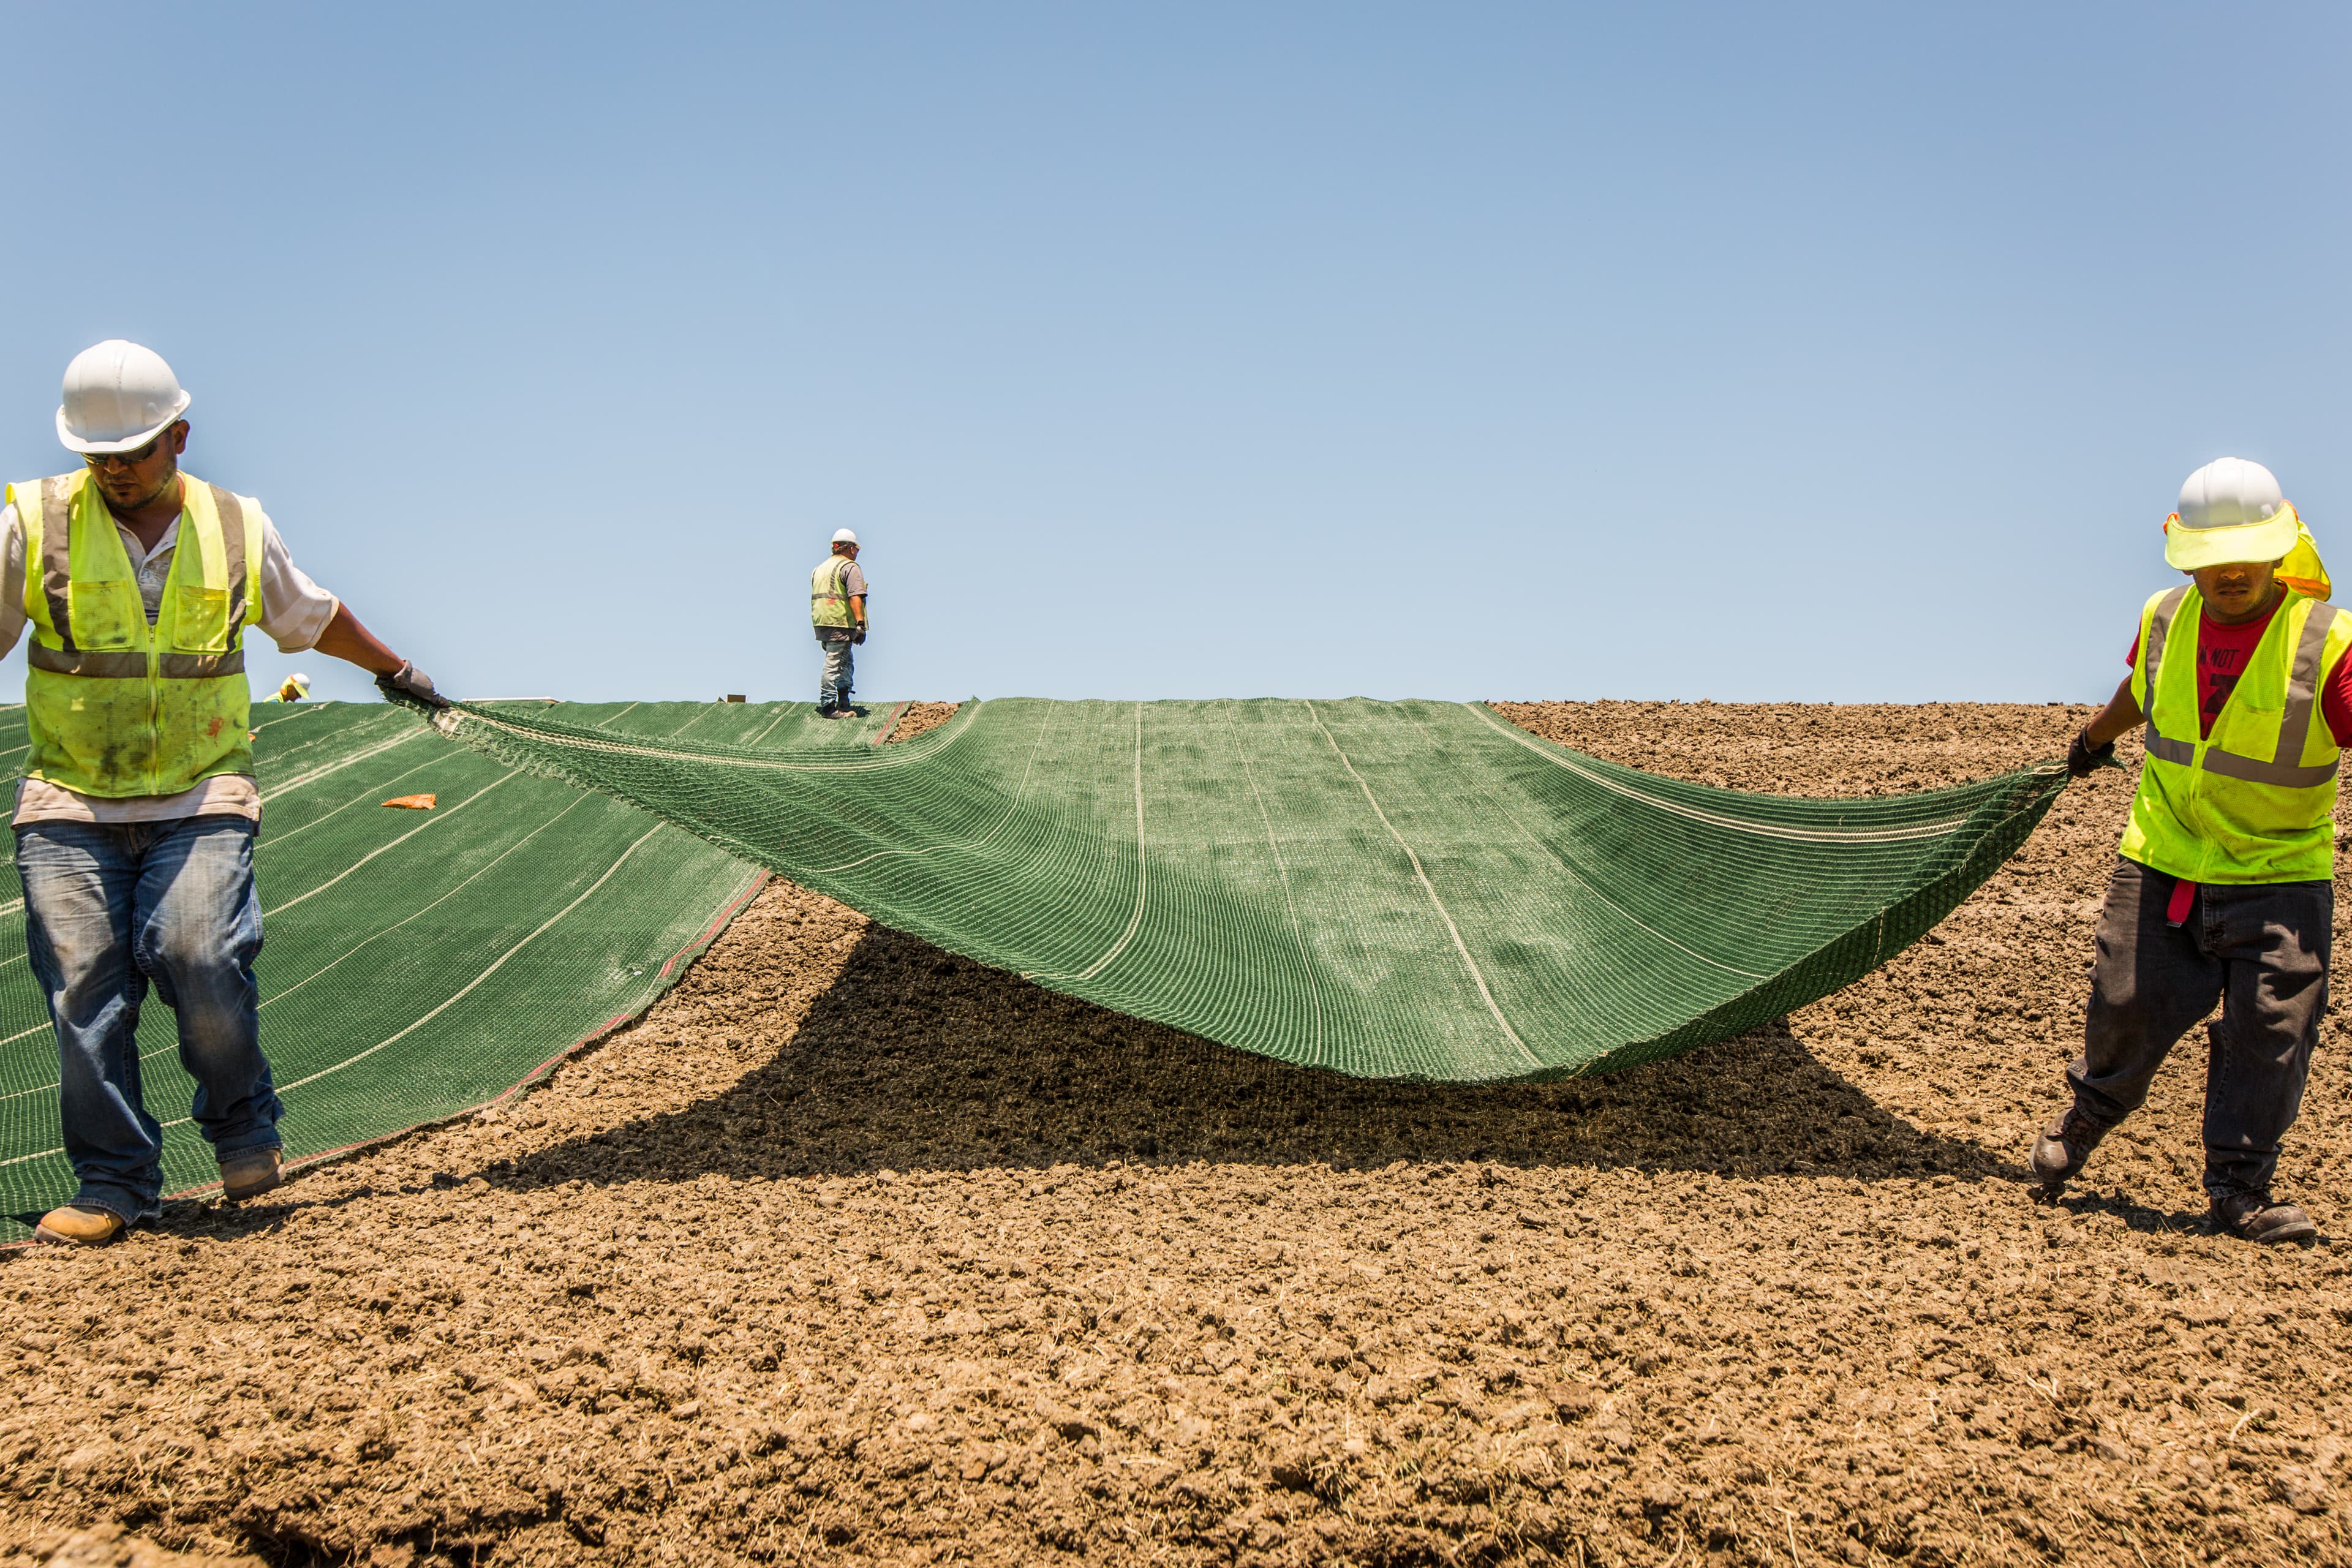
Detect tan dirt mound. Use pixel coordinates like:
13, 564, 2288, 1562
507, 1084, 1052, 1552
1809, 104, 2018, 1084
887, 701, 962, 743
2, 700, 2347, 1567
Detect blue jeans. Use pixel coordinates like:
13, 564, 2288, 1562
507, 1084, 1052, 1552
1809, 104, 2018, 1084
15, 816, 278, 1224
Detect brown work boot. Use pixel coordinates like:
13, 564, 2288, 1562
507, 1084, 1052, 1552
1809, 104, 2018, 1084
33, 1205, 126, 1246
219, 1147, 284, 1202
2030, 1105, 2111, 1192
2211, 1189, 2318, 1244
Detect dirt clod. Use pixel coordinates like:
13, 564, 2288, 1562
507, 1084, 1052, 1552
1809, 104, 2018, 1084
3, 699, 2349, 1566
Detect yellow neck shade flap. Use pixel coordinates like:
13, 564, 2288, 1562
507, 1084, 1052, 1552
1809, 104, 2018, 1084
2164, 500, 2329, 600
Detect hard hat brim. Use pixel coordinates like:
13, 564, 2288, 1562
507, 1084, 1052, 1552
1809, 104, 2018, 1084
2165, 510, 2301, 572
55, 391, 191, 454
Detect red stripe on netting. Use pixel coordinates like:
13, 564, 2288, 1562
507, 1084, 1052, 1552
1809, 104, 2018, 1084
658, 871, 769, 978
871, 701, 911, 745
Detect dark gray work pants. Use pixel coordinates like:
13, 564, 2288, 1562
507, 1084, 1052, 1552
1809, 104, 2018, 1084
2070, 857, 2329, 1200
816, 634, 854, 707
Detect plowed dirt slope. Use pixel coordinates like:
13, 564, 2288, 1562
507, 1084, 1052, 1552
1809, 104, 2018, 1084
4, 700, 2349, 1568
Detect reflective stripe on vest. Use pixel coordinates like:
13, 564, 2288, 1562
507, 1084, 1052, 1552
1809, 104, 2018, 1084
2266, 602, 2345, 785
2140, 586, 2195, 766
24, 647, 246, 679
2141, 587, 2342, 786
6, 470, 264, 797
812, 554, 857, 628
2119, 582, 2352, 884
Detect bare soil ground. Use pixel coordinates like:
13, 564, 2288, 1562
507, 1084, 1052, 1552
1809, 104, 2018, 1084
888, 702, 962, 743
5, 700, 2351, 1568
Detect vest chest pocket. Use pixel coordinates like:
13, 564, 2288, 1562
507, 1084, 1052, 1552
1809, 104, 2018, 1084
2217, 690, 2286, 753
170, 586, 232, 653
65, 580, 143, 649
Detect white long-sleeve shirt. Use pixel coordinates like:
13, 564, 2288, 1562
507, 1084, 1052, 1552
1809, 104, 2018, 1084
0, 499, 342, 825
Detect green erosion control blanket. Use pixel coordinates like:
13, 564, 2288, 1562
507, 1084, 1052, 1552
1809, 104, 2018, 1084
0, 698, 907, 1241
430, 697, 2070, 1084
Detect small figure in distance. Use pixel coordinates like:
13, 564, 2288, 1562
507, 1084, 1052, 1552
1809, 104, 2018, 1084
3, 341, 448, 1246
2042, 457, 2346, 1243
812, 527, 869, 718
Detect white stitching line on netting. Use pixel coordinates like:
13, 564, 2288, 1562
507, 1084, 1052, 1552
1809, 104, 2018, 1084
744, 701, 820, 748
1310, 701, 1540, 1069
270, 822, 668, 1094
802, 704, 1058, 877
263, 725, 432, 802
440, 698, 985, 775
258, 753, 451, 850
1224, 700, 1325, 1058
230, 703, 377, 776
746, 706, 793, 747
0, 792, 603, 1102
263, 771, 522, 917
1464, 703, 1975, 843
0, 821, 673, 1169
0, 714, 430, 943
252, 701, 328, 729
1028, 703, 1150, 987
1467, 772, 1773, 982
664, 704, 719, 741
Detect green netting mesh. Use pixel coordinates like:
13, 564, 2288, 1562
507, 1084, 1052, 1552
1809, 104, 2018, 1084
0, 694, 2065, 1239
0, 698, 907, 1240
421, 696, 2070, 1084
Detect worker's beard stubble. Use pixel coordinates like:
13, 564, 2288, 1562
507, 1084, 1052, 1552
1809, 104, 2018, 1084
91, 452, 179, 516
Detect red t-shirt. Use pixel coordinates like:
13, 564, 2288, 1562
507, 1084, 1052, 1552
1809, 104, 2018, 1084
2126, 600, 2352, 742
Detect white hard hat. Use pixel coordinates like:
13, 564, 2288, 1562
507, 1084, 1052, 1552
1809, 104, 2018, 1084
57, 340, 192, 454
831, 529, 859, 546
2166, 456, 2298, 570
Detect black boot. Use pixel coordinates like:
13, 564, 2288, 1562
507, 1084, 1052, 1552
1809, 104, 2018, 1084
2211, 1189, 2318, 1243
2030, 1105, 2112, 1192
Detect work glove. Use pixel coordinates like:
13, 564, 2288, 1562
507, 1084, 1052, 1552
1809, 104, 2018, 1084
2066, 726, 2116, 779
852, 625, 868, 645
376, 660, 450, 711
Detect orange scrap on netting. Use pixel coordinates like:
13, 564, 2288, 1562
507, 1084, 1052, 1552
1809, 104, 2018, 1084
382, 794, 437, 810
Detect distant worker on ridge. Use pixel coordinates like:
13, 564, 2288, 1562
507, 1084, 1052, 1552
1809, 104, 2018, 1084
812, 527, 869, 718
5, 341, 448, 1246
2042, 457, 2347, 1243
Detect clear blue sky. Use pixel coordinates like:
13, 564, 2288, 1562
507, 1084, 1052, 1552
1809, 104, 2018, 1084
1, 4, 2343, 706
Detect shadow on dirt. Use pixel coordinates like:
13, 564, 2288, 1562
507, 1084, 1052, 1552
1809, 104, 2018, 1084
2043, 1186, 2250, 1238
497, 924, 2020, 1188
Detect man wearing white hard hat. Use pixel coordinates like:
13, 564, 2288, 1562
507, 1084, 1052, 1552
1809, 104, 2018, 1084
809, 527, 869, 717
2039, 458, 2348, 1242
2, 341, 447, 1246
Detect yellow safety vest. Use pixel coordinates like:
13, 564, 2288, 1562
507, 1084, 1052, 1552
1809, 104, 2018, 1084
810, 554, 860, 629
5, 470, 264, 797
2118, 584, 2352, 883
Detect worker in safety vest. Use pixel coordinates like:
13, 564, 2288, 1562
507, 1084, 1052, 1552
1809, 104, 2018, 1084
2040, 457, 2349, 1243
811, 527, 869, 717
3, 341, 447, 1246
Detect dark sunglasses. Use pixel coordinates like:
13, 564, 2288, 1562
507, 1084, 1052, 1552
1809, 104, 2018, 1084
82, 434, 167, 470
